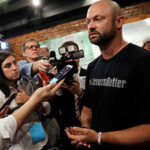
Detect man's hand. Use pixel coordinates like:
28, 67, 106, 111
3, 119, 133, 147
65, 127, 98, 148
33, 60, 52, 73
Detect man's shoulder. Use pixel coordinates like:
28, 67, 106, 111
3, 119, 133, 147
121, 43, 150, 64
128, 43, 150, 59
17, 60, 28, 65
128, 43, 150, 55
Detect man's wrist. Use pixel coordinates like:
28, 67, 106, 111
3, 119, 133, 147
32, 62, 38, 73
97, 132, 102, 145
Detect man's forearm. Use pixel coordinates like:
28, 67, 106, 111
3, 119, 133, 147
101, 124, 150, 147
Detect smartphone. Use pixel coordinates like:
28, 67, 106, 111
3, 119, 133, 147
49, 65, 73, 84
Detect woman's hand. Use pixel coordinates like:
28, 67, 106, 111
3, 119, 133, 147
33, 79, 65, 103
15, 88, 30, 104
0, 105, 10, 118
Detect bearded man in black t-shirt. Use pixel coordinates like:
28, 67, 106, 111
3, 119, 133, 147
65, 0, 150, 150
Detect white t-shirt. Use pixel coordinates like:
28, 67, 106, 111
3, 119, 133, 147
0, 115, 17, 150
0, 89, 48, 150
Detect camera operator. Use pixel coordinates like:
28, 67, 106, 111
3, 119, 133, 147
49, 41, 86, 150
60, 41, 86, 119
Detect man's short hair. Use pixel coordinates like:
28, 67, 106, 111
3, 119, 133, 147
40, 46, 49, 52
22, 38, 39, 53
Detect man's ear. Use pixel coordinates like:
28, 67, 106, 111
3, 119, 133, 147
116, 16, 124, 30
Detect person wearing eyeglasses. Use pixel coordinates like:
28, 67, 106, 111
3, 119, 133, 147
18, 38, 51, 79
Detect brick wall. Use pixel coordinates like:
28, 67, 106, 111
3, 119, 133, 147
7, 1, 150, 61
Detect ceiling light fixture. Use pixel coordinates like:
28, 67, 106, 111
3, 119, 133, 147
0, 41, 10, 51
32, 0, 41, 7
1, 42, 7, 50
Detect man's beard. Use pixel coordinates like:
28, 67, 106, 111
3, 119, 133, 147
89, 28, 116, 46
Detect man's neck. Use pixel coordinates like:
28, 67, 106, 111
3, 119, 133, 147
27, 58, 39, 63
99, 37, 128, 60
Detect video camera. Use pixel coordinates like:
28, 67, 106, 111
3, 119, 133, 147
49, 45, 84, 83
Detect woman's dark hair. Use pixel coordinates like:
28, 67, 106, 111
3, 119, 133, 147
0, 51, 15, 97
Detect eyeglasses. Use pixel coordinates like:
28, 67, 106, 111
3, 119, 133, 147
25, 44, 40, 50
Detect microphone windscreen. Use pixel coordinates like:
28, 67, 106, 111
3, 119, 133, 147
50, 51, 56, 58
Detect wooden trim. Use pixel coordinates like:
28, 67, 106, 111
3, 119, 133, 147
124, 14, 150, 24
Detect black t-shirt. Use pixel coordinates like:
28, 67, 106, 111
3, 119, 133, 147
84, 43, 150, 149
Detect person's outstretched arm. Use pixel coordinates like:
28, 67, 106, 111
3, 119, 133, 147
13, 80, 64, 128
0, 80, 63, 148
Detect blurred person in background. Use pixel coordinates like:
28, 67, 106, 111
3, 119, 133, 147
142, 39, 150, 51
40, 46, 50, 59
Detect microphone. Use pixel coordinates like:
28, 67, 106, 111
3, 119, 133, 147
48, 51, 57, 65
49, 51, 56, 58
